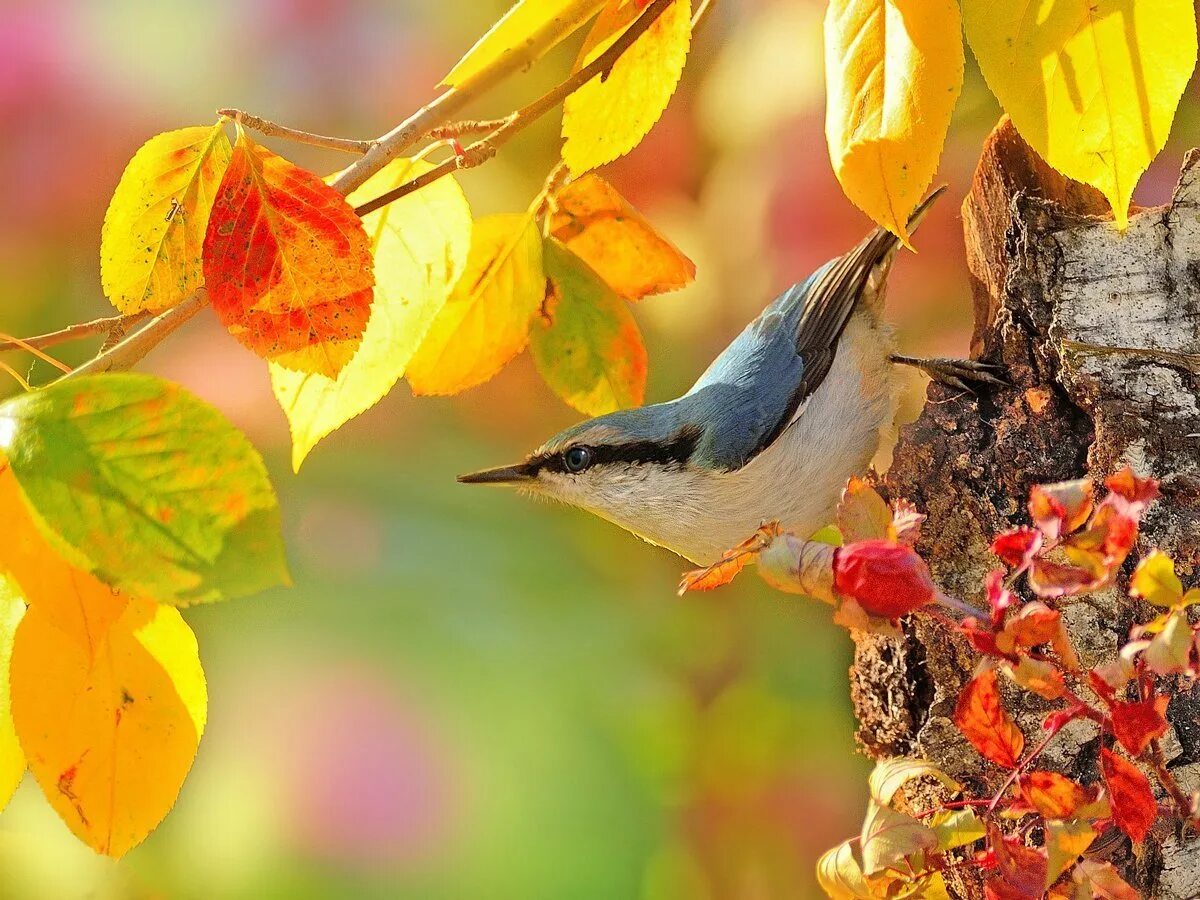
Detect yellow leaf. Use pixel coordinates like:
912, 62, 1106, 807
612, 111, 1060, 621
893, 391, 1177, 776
963, 0, 1197, 230
816, 840, 876, 899
532, 238, 647, 415
441, 0, 607, 88
406, 213, 545, 396
561, 0, 692, 175
1131, 549, 1184, 608
1045, 819, 1097, 888
270, 159, 472, 470
101, 123, 232, 313
549, 173, 695, 299
10, 597, 206, 858
0, 579, 24, 813
824, 0, 964, 244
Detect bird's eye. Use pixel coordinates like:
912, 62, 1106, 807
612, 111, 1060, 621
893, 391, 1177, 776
563, 445, 593, 473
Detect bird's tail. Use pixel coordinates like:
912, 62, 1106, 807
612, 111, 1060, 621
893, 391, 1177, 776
855, 185, 947, 317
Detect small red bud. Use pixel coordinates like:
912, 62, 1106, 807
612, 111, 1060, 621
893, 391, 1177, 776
833, 539, 936, 618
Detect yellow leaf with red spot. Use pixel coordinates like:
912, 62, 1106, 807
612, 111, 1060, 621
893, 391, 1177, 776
532, 239, 647, 415
406, 213, 544, 396
549, 173, 694, 300
0, 579, 24, 813
10, 596, 206, 858
824, 0, 964, 244
561, 0, 692, 175
203, 127, 374, 377
441, 0, 607, 88
101, 123, 232, 313
270, 158, 473, 470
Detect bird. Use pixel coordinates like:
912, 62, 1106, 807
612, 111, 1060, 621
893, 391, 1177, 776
458, 188, 1003, 566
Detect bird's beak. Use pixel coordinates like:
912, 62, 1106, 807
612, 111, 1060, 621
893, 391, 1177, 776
457, 464, 532, 485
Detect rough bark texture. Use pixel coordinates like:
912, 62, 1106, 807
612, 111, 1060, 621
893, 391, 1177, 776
855, 119, 1200, 898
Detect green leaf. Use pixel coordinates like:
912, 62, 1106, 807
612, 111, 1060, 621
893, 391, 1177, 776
532, 238, 647, 416
0, 374, 288, 605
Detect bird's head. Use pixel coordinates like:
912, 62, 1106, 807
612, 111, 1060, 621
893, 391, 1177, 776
458, 404, 706, 527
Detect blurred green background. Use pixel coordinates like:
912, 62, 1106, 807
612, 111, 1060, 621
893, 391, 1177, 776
1, 1, 1197, 897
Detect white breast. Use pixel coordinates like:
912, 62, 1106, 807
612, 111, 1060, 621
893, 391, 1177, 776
609, 313, 899, 565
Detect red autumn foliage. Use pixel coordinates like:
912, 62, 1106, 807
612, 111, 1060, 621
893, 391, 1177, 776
953, 666, 1025, 769
832, 539, 935, 618
1019, 770, 1088, 819
1110, 695, 1170, 756
1101, 748, 1158, 844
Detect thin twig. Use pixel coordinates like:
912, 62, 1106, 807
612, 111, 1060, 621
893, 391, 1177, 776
0, 311, 150, 354
0, 332, 70, 374
0, 360, 31, 391
354, 0, 677, 217
217, 109, 376, 155
331, 0, 609, 197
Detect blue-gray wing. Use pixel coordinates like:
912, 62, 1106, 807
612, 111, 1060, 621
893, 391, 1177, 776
681, 221, 908, 471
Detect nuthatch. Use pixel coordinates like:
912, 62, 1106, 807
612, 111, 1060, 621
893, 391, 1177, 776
459, 189, 1002, 565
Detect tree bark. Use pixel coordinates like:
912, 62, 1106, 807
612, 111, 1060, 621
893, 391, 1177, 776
854, 118, 1200, 898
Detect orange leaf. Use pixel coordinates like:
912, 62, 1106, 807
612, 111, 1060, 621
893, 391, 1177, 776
836, 476, 892, 543
1100, 748, 1157, 844
203, 128, 374, 377
549, 173, 694, 299
1019, 770, 1087, 819
953, 664, 1025, 768
678, 524, 780, 594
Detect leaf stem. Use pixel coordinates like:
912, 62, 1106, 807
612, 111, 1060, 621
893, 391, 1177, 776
216, 109, 375, 154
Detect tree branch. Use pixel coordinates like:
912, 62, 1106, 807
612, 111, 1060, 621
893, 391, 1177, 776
0, 311, 150, 354
67, 291, 208, 378
354, 0, 677, 217
58, 0, 684, 379
216, 109, 375, 154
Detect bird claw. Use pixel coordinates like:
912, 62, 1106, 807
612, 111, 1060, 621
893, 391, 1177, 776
890, 355, 1010, 392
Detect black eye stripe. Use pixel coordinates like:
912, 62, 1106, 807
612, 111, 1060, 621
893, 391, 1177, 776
523, 425, 701, 475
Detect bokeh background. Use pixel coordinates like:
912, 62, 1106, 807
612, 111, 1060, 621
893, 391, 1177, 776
1, 1, 1197, 897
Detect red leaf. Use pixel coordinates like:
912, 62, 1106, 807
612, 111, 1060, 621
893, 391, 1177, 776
954, 665, 1026, 768
1019, 770, 1088, 819
1101, 748, 1157, 844
983, 823, 1047, 899
1111, 695, 1170, 756
991, 527, 1042, 571
832, 539, 936, 618
204, 128, 373, 377
1028, 558, 1098, 598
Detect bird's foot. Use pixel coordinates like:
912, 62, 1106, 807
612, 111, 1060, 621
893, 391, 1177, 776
889, 355, 1009, 392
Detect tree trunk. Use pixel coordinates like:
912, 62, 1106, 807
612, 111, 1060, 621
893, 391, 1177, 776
854, 118, 1200, 898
